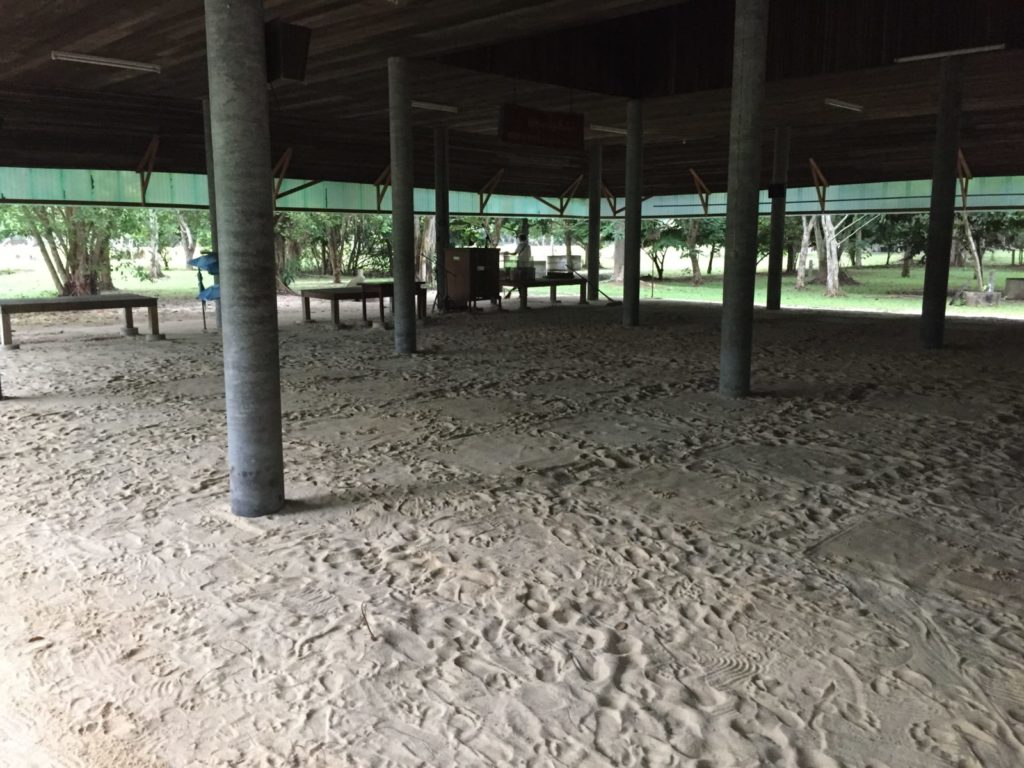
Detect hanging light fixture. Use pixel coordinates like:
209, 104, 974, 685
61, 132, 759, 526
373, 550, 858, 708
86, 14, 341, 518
51, 50, 161, 74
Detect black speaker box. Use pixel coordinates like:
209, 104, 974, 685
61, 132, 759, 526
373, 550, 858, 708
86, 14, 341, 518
265, 19, 312, 83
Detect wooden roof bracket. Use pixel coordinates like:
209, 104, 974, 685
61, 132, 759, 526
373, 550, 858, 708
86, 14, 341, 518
533, 196, 563, 214
276, 178, 323, 203
272, 148, 293, 208
601, 181, 626, 216
558, 173, 584, 214
136, 135, 160, 206
479, 168, 505, 214
957, 148, 972, 209
809, 157, 829, 212
689, 168, 711, 215
533, 173, 584, 216
374, 165, 391, 211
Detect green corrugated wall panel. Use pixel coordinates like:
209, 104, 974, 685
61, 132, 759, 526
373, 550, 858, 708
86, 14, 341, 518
2, 166, 1023, 215
645, 176, 1024, 217
143, 172, 210, 207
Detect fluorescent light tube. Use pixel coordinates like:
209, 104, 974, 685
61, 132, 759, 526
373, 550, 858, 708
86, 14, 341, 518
51, 50, 161, 74
824, 98, 865, 113
590, 124, 628, 136
411, 100, 458, 114
895, 44, 1005, 64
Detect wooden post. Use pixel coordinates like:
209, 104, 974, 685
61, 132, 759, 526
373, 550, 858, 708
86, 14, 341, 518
146, 305, 164, 340
122, 307, 139, 336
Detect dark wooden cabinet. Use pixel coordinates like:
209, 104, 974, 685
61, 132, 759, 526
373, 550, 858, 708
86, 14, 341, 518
444, 248, 500, 310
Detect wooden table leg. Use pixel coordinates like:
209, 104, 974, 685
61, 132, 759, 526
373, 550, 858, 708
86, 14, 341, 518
579, 282, 588, 304
519, 287, 528, 310
331, 298, 340, 326
146, 305, 166, 341
361, 295, 369, 324
417, 289, 427, 319
378, 293, 386, 323
550, 285, 558, 303
302, 297, 313, 323
121, 306, 139, 336
1, 310, 18, 350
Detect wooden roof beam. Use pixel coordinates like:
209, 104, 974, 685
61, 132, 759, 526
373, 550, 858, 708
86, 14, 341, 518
136, 134, 159, 206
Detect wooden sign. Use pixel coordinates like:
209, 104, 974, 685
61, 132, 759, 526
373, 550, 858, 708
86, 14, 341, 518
498, 104, 584, 150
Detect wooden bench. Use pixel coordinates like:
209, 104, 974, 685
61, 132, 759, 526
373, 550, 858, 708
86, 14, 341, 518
300, 282, 427, 326
1, 293, 165, 350
501, 274, 588, 310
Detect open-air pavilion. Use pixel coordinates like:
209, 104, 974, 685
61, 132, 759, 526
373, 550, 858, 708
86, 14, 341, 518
1, 1, 1023, 766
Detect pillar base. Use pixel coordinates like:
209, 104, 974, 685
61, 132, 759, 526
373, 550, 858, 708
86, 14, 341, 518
2, 343, 20, 351
146, 333, 167, 342
121, 327, 140, 337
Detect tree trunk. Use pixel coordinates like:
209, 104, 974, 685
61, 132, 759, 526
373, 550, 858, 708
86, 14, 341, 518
611, 238, 626, 282
795, 216, 812, 290
950, 234, 965, 268
960, 211, 985, 290
177, 213, 199, 267
28, 226, 65, 294
706, 244, 717, 276
851, 230, 863, 268
901, 247, 913, 278
415, 215, 436, 284
485, 217, 504, 247
92, 240, 114, 291
821, 214, 841, 297
785, 241, 796, 275
812, 216, 824, 279
149, 210, 164, 280
651, 250, 665, 280
687, 220, 703, 285
327, 220, 346, 283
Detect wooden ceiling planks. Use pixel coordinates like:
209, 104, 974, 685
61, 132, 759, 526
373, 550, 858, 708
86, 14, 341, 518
0, 0, 1020, 201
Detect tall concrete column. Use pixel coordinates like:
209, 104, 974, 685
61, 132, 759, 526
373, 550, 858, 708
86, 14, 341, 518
201, 98, 222, 330
388, 57, 416, 353
434, 126, 450, 309
766, 126, 791, 311
204, 0, 284, 516
719, 0, 770, 397
920, 58, 964, 350
623, 99, 643, 327
587, 143, 603, 301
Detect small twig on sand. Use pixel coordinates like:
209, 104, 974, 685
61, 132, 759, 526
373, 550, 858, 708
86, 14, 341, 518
360, 602, 377, 641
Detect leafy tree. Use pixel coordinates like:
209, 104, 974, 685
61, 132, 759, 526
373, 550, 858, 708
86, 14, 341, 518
0, 205, 139, 295
696, 218, 726, 275
176, 210, 211, 267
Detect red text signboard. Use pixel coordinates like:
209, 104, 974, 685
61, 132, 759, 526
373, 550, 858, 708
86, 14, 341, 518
498, 104, 584, 150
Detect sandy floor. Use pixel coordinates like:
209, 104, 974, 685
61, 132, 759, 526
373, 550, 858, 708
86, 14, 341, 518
0, 294, 1022, 768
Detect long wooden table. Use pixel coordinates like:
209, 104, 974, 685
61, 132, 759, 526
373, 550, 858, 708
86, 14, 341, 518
300, 282, 427, 325
0, 293, 165, 349
502, 274, 588, 310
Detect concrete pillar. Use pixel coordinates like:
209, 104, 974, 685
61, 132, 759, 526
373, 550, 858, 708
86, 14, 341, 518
203, 0, 284, 516
434, 126, 450, 309
622, 99, 643, 327
388, 57, 416, 353
766, 126, 791, 311
920, 58, 964, 350
201, 98, 222, 330
719, 0, 769, 398
587, 143, 603, 301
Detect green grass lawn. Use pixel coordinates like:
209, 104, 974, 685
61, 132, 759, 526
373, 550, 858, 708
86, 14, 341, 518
2, 251, 1022, 320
